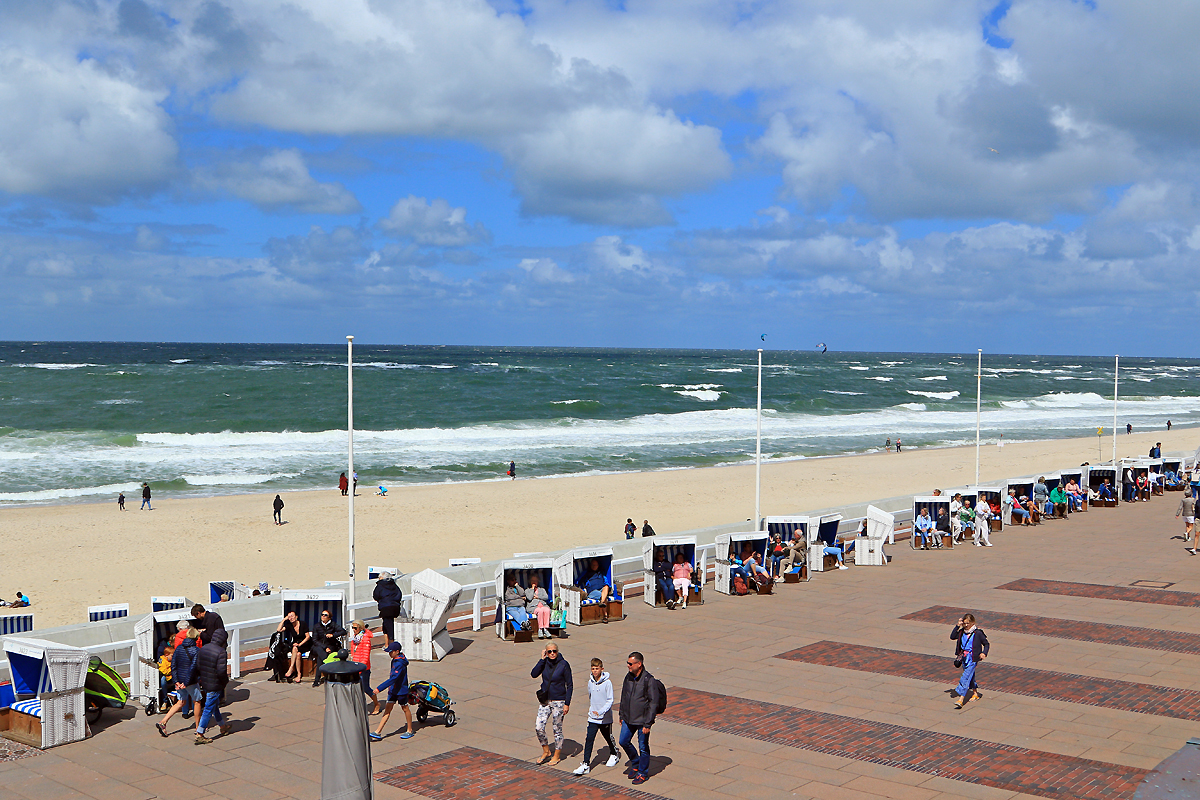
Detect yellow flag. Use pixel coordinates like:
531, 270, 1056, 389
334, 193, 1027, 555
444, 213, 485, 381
1097, 427, 1103, 436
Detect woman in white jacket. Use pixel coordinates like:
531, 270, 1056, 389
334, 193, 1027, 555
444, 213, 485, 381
573, 658, 621, 775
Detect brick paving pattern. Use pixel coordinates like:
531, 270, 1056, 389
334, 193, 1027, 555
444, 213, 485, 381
662, 687, 1148, 800
777, 640, 1200, 721
902, 604, 1200, 655
375, 745, 672, 800
998, 578, 1200, 607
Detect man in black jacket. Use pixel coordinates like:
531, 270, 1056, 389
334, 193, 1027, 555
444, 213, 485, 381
194, 629, 232, 745
951, 613, 990, 709
652, 550, 676, 610
619, 651, 660, 785
373, 572, 403, 648
192, 604, 225, 646
310, 609, 346, 686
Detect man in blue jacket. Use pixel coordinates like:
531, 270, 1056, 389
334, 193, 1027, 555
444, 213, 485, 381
371, 642, 414, 741
581, 559, 612, 621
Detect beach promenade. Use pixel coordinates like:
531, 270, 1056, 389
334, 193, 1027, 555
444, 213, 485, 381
3, 481, 1198, 799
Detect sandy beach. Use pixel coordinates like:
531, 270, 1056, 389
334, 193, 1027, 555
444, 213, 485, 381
1, 427, 1191, 628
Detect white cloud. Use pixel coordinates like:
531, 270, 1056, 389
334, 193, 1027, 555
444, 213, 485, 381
0, 49, 176, 202
195, 149, 361, 214
379, 196, 490, 246
519, 258, 574, 284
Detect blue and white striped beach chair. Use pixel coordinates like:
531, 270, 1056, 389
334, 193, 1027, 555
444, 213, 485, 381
87, 603, 129, 623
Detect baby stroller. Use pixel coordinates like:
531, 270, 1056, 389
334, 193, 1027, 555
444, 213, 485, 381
85, 655, 130, 723
408, 680, 456, 727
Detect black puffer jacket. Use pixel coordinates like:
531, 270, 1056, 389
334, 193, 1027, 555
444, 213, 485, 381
373, 577, 403, 618
171, 638, 200, 686
196, 629, 229, 694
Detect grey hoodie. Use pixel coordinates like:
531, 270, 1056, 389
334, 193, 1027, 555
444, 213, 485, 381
587, 670, 614, 725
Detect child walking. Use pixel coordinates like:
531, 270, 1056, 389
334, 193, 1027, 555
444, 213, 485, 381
370, 642, 414, 741
573, 658, 620, 775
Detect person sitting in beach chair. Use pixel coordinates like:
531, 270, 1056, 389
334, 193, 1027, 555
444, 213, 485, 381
778, 532, 806, 579
1166, 469, 1183, 488
1065, 479, 1084, 511
1005, 490, 1032, 525
1097, 479, 1115, 501
768, 533, 787, 577
957, 498, 975, 542
935, 508, 950, 541
670, 552, 694, 608
1136, 472, 1149, 500
822, 541, 850, 570
504, 575, 532, 631
1050, 485, 1068, 518
580, 559, 612, 608
740, 546, 772, 586
914, 507, 935, 549
653, 550, 678, 609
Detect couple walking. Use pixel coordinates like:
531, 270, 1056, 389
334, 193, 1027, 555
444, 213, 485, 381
531, 645, 661, 785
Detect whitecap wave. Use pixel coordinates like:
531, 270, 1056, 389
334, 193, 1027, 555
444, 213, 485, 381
0, 481, 142, 503
899, 403, 927, 411
96, 399, 142, 405
824, 390, 865, 396
867, 376, 893, 382
919, 376, 947, 381
552, 399, 588, 405
11, 363, 99, 370
182, 473, 297, 486
848, 366, 870, 371
676, 390, 721, 401
704, 368, 742, 373
907, 390, 961, 400
169, 359, 191, 364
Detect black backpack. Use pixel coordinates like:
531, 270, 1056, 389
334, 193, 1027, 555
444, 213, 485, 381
653, 676, 667, 715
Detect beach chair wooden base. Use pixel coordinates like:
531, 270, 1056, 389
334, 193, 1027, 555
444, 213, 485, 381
754, 580, 774, 595
579, 600, 623, 625
1168, 484, 1184, 492
989, 518, 1003, 532
822, 554, 839, 570
1, 709, 43, 749
940, 533, 954, 549
783, 570, 803, 583
301, 659, 316, 678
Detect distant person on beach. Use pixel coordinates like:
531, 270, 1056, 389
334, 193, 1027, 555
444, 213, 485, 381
118, 492, 125, 511
353, 472, 358, 493
141, 482, 152, 510
376, 485, 388, 496
641, 520, 655, 537
339, 472, 349, 496
1168, 420, 1173, 431
272, 494, 284, 525
884, 438, 891, 453
1127, 423, 1132, 434
8, 592, 29, 609
373, 571, 404, 647
624, 519, 636, 539
1150, 443, 1161, 459
895, 438, 902, 452
508, 460, 517, 480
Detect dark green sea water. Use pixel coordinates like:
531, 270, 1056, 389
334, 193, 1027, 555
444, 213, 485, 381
1, 342, 1196, 504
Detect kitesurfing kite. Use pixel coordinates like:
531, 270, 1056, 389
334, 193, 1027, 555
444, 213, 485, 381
760, 334, 767, 341
816, 342, 827, 353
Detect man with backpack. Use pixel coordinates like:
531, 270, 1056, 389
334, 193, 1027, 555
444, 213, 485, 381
619, 651, 663, 785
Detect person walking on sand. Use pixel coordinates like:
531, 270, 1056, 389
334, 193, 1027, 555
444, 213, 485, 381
573, 657, 620, 775
895, 437, 902, 452
371, 642, 414, 741
339, 472, 349, 496
1127, 423, 1133, 434
140, 482, 152, 510
624, 519, 637, 540
508, 460, 517, 480
619, 651, 660, 785
1168, 420, 1173, 431
273, 494, 284, 525
884, 437, 891, 453
641, 520, 656, 537
951, 613, 989, 709
1178, 488, 1197, 554
117, 492, 125, 511
531, 642, 572, 766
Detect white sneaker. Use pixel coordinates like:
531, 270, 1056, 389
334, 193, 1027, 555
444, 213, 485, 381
605, 754, 620, 767
837, 564, 848, 570
681, 601, 687, 609
984, 543, 993, 547
572, 763, 590, 775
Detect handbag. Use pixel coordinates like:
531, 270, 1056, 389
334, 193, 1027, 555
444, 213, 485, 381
536, 688, 549, 705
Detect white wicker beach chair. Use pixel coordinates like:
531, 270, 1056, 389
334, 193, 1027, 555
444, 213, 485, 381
2, 637, 89, 749
395, 569, 462, 661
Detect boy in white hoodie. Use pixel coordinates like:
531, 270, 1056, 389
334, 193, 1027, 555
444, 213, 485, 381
573, 658, 621, 775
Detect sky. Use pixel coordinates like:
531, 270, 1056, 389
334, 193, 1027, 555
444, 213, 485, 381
1, 0, 1198, 354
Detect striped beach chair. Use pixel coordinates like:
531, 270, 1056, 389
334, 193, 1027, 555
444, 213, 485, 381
554, 546, 625, 626
151, 596, 189, 613
87, 603, 129, 623
641, 535, 704, 606
493, 559, 556, 641
0, 614, 34, 636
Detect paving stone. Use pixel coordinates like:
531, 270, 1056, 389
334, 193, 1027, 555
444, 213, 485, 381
998, 578, 1200, 607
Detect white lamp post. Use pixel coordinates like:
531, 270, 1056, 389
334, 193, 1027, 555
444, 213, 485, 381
975, 349, 982, 486
347, 335, 356, 608
1112, 355, 1118, 467
755, 348, 763, 530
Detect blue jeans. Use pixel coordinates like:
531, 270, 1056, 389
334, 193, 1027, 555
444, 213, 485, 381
657, 577, 675, 604
197, 690, 224, 733
770, 555, 784, 575
506, 607, 529, 627
956, 659, 977, 698
619, 720, 651, 776
1011, 507, 1028, 521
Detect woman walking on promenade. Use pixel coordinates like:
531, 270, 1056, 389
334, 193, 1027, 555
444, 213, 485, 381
531, 642, 572, 766
1177, 488, 1197, 554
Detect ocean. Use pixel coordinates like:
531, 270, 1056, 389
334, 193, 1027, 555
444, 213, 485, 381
0, 342, 1195, 505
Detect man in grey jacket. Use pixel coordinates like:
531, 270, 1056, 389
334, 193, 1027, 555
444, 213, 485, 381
619, 651, 660, 785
